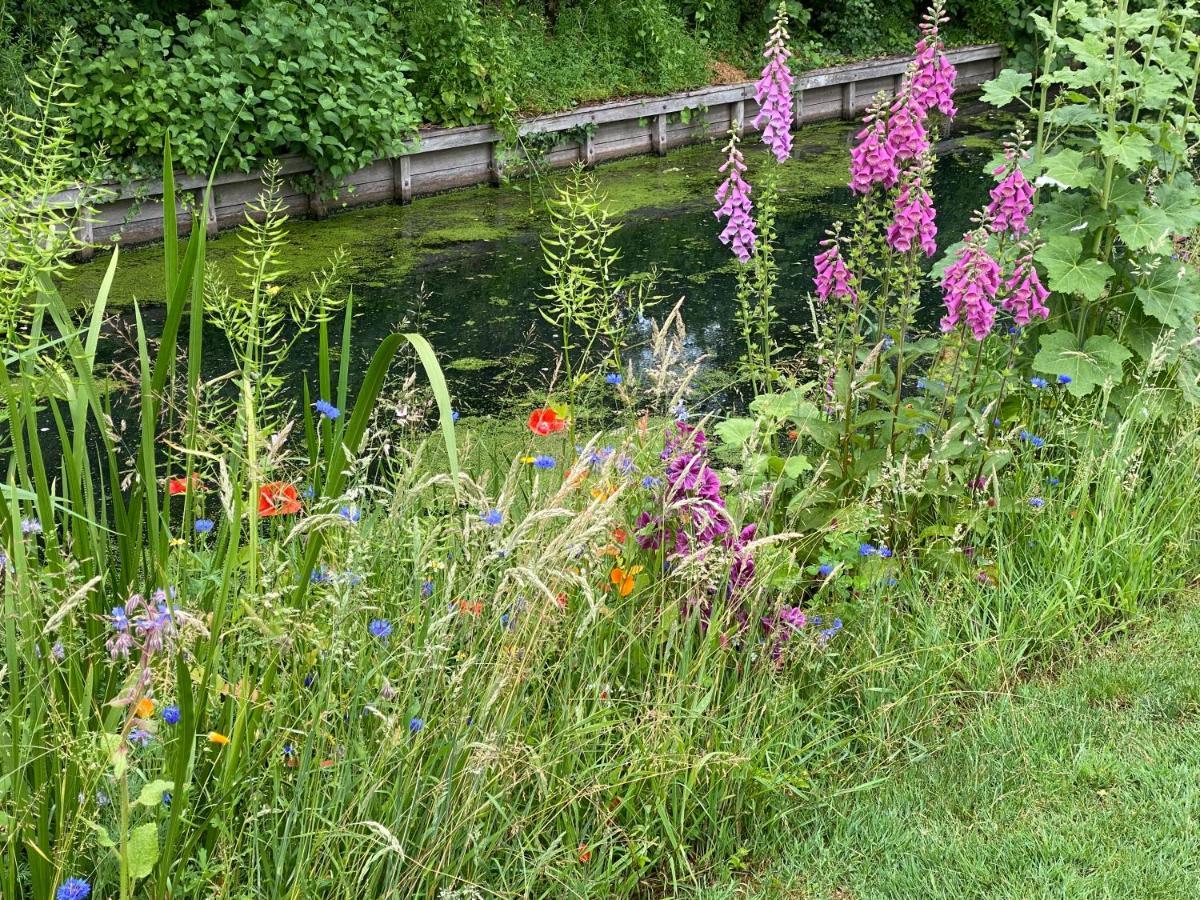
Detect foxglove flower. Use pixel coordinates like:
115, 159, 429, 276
886, 95, 929, 162
987, 160, 1035, 236
940, 235, 1002, 340
849, 106, 899, 193
753, 1, 795, 163
714, 132, 756, 262
813, 237, 857, 303
887, 177, 938, 257
907, 2, 956, 119
1002, 254, 1050, 326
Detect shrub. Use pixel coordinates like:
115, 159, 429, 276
62, 1, 421, 180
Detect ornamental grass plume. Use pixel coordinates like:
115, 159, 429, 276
908, 0, 956, 119
714, 130, 756, 262
887, 175, 938, 256
812, 235, 857, 303
753, 0, 795, 163
940, 232, 1002, 339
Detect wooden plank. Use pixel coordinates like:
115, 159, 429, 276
394, 155, 413, 204
652, 113, 667, 156
731, 100, 745, 136
841, 82, 856, 119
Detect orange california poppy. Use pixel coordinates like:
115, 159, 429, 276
609, 565, 643, 597
135, 698, 154, 718
258, 482, 302, 517
168, 474, 204, 495
528, 407, 565, 436
208, 731, 230, 746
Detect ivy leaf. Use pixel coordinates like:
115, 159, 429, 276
980, 69, 1032, 107
1034, 236, 1114, 301
1135, 261, 1200, 329
1097, 129, 1153, 170
133, 779, 174, 808
1038, 148, 1096, 189
1116, 204, 1173, 252
1033, 330, 1131, 396
127, 822, 160, 881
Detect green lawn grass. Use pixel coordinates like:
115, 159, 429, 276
711, 599, 1200, 899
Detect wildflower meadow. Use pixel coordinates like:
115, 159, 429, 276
4, 0, 1200, 897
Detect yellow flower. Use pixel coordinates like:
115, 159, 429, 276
135, 698, 154, 718
170, 537, 186, 548
520, 455, 536, 465
208, 731, 230, 746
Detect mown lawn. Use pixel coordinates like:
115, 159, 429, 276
711, 599, 1200, 899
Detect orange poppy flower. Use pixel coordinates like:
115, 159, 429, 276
612, 528, 627, 544
457, 599, 483, 616
577, 843, 591, 864
609, 565, 643, 597
528, 407, 565, 436
208, 731, 230, 746
554, 592, 568, 610
258, 482, 302, 517
167, 474, 204, 495
135, 698, 154, 718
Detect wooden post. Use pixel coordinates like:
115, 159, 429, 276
840, 82, 856, 119
582, 129, 596, 167
488, 142, 503, 185
652, 113, 668, 156
203, 187, 219, 237
76, 212, 95, 261
731, 100, 745, 135
393, 155, 413, 204
794, 88, 805, 124
308, 190, 327, 221
893, 74, 903, 98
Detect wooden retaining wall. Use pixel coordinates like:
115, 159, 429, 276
65, 44, 1001, 254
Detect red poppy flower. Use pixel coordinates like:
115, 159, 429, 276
258, 482, 302, 517
168, 474, 204, 496
577, 843, 591, 864
528, 407, 565, 436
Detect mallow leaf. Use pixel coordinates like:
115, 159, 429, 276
1038, 148, 1096, 189
1135, 261, 1200, 329
1033, 330, 1131, 396
1035, 236, 1114, 301
1116, 204, 1173, 252
980, 69, 1032, 107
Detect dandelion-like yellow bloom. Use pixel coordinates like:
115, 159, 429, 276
208, 731, 231, 746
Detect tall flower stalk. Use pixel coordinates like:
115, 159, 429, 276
753, 0, 795, 164
714, 130, 756, 263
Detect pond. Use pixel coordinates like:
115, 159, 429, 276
61, 105, 1006, 418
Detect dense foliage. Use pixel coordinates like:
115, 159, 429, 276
2, 0, 1017, 179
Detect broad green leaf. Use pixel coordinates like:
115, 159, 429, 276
1032, 330, 1131, 396
1135, 261, 1200, 329
749, 388, 818, 422
127, 822, 160, 880
1157, 176, 1200, 231
134, 779, 174, 808
715, 417, 758, 447
980, 69, 1032, 107
88, 821, 116, 850
1097, 128, 1153, 170
780, 455, 811, 478
1045, 104, 1103, 128
1115, 204, 1172, 252
1035, 193, 1094, 234
1039, 148, 1096, 189
1034, 236, 1114, 301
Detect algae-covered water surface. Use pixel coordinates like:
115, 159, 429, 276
64, 110, 1004, 415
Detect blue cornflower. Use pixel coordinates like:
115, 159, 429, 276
1031, 435, 1045, 448
605, 373, 622, 385
916, 377, 927, 390
409, 717, 424, 734
51, 642, 65, 661
532, 455, 556, 470
641, 475, 661, 490
1057, 374, 1071, 385
1029, 497, 1045, 508
368, 619, 393, 640
421, 580, 434, 597
818, 563, 834, 577
162, 705, 181, 725
859, 544, 877, 557
162, 791, 172, 806
481, 508, 503, 526
129, 728, 152, 746
311, 568, 333, 585
56, 879, 91, 900
1030, 377, 1048, 389
339, 506, 360, 524
283, 743, 295, 758
313, 399, 340, 420
194, 518, 214, 534
883, 576, 899, 587
20, 518, 42, 535
1047, 476, 1060, 487
451, 409, 460, 423
303, 673, 316, 688
879, 546, 893, 559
